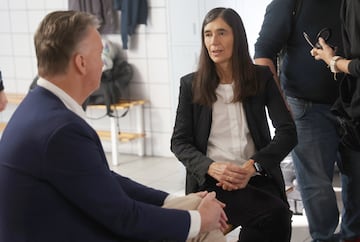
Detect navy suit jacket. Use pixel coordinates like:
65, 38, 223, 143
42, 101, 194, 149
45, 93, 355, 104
171, 65, 297, 202
0, 87, 190, 242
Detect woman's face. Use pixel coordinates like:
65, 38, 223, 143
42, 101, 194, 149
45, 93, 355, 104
204, 17, 234, 67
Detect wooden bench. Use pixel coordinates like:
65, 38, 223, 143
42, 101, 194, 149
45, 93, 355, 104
1, 93, 146, 165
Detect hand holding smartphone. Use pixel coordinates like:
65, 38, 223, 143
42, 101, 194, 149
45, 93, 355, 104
303, 28, 332, 49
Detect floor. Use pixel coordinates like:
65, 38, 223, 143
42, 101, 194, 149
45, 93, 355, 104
108, 154, 342, 242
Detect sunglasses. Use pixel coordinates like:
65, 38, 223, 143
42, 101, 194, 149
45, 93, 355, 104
303, 27, 332, 49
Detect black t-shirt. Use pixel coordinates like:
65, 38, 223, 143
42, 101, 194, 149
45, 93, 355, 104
254, 0, 344, 104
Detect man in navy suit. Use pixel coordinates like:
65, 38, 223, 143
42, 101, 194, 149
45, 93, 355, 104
0, 10, 227, 242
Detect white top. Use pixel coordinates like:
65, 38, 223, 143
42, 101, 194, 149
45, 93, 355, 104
207, 83, 256, 165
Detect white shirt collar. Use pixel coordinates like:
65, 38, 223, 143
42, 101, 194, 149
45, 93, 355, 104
37, 77, 87, 120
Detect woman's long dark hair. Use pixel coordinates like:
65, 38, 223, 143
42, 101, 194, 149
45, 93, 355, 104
193, 7, 259, 107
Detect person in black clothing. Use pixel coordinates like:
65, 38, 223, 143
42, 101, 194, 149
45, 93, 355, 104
0, 71, 7, 111
171, 7, 297, 242
254, 0, 345, 241
311, 0, 360, 241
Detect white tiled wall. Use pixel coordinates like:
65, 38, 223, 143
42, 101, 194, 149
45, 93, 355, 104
0, 0, 175, 157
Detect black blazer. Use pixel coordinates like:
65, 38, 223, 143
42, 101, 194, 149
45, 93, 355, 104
171, 65, 297, 201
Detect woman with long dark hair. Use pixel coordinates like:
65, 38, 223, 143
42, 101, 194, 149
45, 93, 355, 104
171, 7, 297, 242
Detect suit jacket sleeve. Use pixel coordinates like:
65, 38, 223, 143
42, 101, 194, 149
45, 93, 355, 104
248, 67, 297, 172
171, 74, 214, 187
43, 121, 190, 241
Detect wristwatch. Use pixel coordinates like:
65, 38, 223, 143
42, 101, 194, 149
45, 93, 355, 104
253, 162, 264, 175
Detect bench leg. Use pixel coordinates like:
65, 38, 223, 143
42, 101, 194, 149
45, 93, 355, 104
135, 104, 145, 156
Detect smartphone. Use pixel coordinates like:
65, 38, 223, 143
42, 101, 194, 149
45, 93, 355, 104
303, 28, 332, 49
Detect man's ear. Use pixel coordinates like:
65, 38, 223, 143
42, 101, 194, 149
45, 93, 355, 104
74, 53, 86, 75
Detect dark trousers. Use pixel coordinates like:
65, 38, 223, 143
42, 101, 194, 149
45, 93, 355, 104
201, 175, 292, 242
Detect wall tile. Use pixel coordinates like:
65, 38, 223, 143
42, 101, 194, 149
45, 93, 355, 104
10, 11, 29, 33
129, 82, 150, 101
0, 56, 16, 78
9, 0, 27, 10
45, 0, 67, 10
149, 83, 171, 108
17, 79, 32, 93
14, 57, 33, 79
26, 0, 45, 10
136, 24, 146, 34
150, 108, 173, 133
0, 34, 13, 55
0, 0, 9, 10
150, 132, 173, 157
129, 59, 148, 84
146, 8, 166, 33
12, 34, 31, 56
0, 11, 11, 32
143, 107, 151, 132
149, 0, 166, 7
144, 132, 153, 156
29, 35, 36, 57
29, 57, 37, 78
1, 78, 17, 93
27, 10, 45, 33
146, 34, 168, 58
148, 59, 168, 84
126, 34, 147, 58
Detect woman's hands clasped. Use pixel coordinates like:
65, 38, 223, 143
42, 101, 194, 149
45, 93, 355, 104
208, 159, 256, 191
